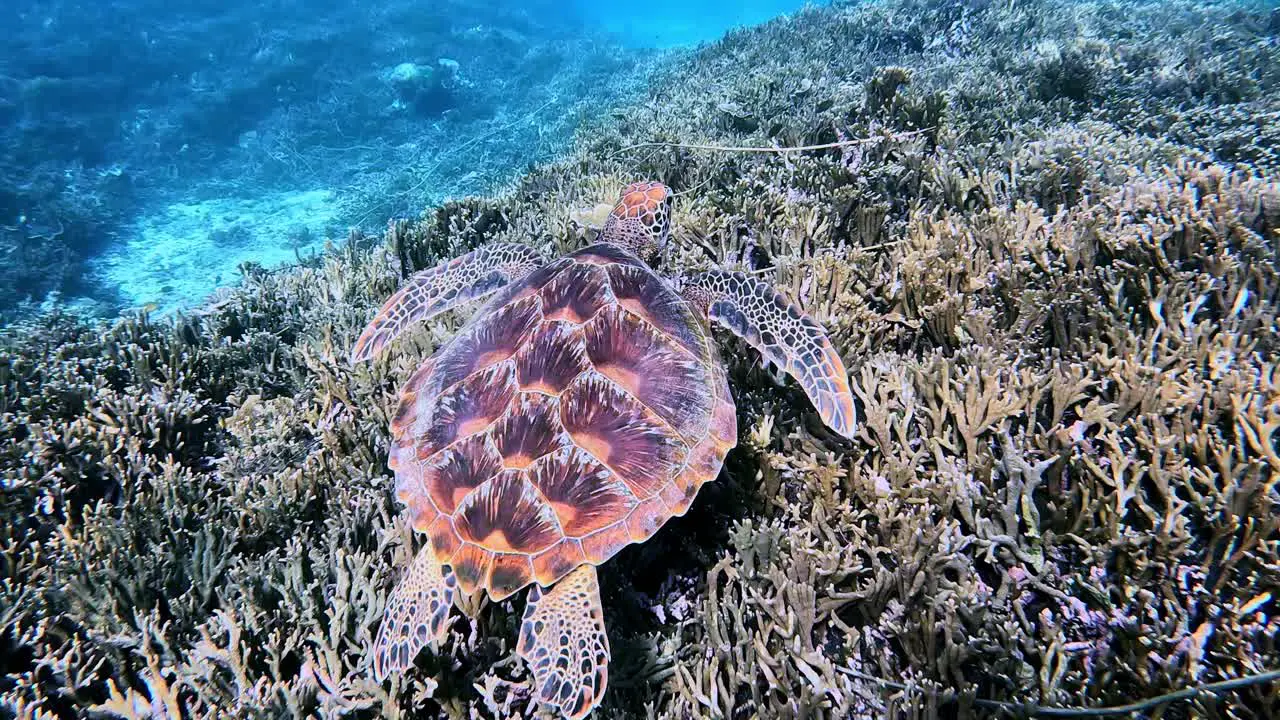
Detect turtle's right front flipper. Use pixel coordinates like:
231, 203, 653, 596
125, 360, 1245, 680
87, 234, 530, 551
350, 243, 545, 363
681, 269, 857, 439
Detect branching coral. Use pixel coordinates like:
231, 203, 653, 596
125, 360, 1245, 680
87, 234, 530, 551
2, 0, 1279, 718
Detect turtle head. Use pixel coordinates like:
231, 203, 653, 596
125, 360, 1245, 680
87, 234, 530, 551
600, 181, 672, 266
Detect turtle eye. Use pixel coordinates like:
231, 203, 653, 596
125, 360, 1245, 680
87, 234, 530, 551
654, 190, 673, 243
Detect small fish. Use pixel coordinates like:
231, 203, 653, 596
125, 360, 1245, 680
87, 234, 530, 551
1238, 591, 1271, 618
1231, 287, 1250, 316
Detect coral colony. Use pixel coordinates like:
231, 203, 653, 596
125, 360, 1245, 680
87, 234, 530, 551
2, 0, 1278, 718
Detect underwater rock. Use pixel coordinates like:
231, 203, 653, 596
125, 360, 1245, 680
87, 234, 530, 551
387, 58, 460, 115
716, 101, 760, 133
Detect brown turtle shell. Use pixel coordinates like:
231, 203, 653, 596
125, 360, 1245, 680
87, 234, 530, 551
388, 243, 738, 600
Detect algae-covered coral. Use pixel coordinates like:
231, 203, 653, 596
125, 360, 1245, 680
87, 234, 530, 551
3, 0, 1279, 717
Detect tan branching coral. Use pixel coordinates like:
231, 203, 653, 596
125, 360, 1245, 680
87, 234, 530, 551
3, 0, 1279, 718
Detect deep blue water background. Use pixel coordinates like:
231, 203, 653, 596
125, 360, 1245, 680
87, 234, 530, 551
0, 0, 819, 319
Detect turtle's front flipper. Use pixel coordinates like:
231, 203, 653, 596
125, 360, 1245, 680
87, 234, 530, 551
517, 565, 609, 720
372, 543, 457, 682
351, 243, 545, 363
681, 270, 857, 439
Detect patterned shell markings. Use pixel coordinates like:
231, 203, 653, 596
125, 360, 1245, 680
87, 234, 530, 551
388, 243, 738, 600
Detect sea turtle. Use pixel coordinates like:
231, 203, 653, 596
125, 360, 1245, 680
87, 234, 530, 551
350, 181, 856, 718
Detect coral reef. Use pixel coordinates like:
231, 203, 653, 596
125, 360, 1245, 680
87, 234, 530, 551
2, 0, 1279, 718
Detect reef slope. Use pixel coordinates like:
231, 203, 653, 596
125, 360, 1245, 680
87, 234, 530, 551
2, 0, 1278, 717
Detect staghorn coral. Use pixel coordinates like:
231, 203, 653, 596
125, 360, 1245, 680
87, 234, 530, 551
3, 0, 1280, 718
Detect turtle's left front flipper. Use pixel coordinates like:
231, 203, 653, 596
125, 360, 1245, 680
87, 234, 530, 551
351, 243, 545, 363
682, 270, 857, 439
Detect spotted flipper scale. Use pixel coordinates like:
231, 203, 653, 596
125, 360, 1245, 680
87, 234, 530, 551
372, 542, 457, 682
351, 243, 545, 363
517, 564, 609, 720
681, 269, 857, 439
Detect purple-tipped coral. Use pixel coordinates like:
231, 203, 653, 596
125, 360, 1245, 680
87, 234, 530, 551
2, 0, 1280, 718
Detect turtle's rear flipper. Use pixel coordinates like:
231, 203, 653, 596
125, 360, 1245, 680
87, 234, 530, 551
351, 243, 545, 363
372, 543, 456, 682
517, 564, 609, 719
680, 269, 857, 439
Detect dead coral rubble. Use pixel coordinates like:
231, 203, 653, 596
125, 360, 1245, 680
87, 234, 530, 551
3, 0, 1280, 718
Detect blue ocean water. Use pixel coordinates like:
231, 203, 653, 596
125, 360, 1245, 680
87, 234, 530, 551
573, 0, 824, 47
0, 0, 815, 320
